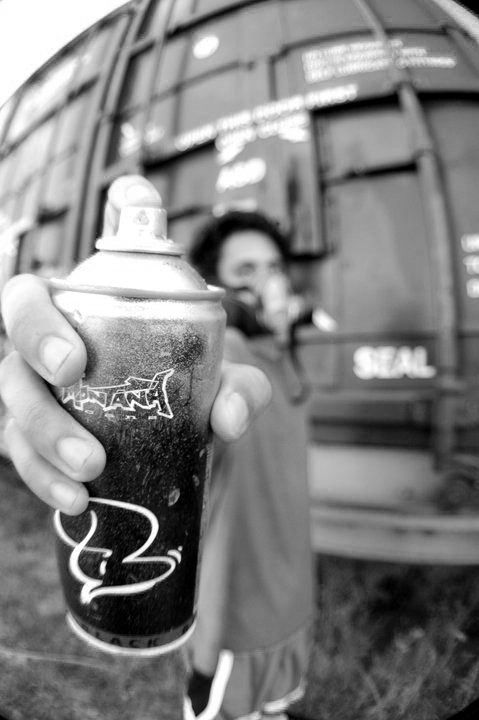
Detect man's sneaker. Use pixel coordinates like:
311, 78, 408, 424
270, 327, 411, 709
183, 697, 197, 720
184, 668, 215, 718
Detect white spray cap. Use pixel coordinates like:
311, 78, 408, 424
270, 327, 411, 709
96, 201, 183, 256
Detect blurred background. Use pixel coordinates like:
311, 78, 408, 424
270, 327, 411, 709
2, 1, 479, 718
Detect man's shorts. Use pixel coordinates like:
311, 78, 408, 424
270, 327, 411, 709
184, 624, 310, 720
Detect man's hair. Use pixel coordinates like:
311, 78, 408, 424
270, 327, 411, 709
189, 209, 290, 284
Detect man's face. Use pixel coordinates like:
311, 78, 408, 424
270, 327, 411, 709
216, 230, 285, 302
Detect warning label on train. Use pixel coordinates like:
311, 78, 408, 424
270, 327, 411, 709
172, 85, 358, 155
353, 346, 436, 380
302, 39, 457, 84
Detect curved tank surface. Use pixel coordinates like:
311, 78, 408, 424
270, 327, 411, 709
2, 0, 479, 561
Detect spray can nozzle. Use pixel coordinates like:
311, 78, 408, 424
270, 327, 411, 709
96, 202, 183, 256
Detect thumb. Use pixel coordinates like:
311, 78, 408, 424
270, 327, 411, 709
210, 360, 272, 442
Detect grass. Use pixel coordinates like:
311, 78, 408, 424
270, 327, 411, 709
298, 559, 479, 720
1, 460, 479, 720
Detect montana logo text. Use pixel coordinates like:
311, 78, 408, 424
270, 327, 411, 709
61, 370, 174, 419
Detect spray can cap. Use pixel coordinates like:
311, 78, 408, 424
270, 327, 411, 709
96, 200, 183, 256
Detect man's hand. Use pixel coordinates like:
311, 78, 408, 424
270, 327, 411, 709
0, 176, 271, 516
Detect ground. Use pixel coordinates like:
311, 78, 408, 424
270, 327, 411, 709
0, 460, 479, 720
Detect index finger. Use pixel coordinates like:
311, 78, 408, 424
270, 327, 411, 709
1, 274, 87, 387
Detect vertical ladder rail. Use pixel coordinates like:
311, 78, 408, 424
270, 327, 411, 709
353, 0, 460, 469
72, 2, 141, 261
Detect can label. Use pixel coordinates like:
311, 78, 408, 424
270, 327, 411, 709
60, 369, 175, 419
67, 612, 195, 654
52, 294, 224, 654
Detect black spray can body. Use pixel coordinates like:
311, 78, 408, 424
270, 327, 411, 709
51, 204, 225, 655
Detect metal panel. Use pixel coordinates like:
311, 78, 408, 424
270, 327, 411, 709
168, 0, 194, 27
187, 0, 252, 18
181, 16, 259, 79
424, 99, 479, 333
158, 3, 280, 95
107, 110, 146, 164
0, 97, 15, 146
324, 172, 435, 335
16, 119, 56, 185
7, 52, 79, 142
5, 144, 28, 194
42, 154, 78, 211
137, 0, 171, 39
52, 93, 91, 157
154, 35, 188, 95
75, 27, 113, 86
280, 0, 367, 41
17, 215, 68, 276
0, 196, 18, 226
317, 103, 414, 179
147, 146, 218, 212
168, 0, 264, 27
145, 64, 270, 160
367, 0, 450, 29
16, 176, 43, 221
118, 49, 157, 112
0, 153, 15, 199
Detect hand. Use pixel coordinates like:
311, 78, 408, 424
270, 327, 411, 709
0, 176, 271, 516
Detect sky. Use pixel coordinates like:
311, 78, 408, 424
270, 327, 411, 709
0, 0, 129, 107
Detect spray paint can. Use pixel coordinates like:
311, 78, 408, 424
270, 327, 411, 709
258, 272, 293, 345
50, 202, 225, 656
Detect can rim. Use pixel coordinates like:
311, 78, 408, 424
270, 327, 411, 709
49, 278, 225, 301
66, 612, 197, 657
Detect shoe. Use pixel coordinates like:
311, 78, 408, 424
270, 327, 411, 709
184, 697, 197, 720
184, 667, 216, 719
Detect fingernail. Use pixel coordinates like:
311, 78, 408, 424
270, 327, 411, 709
40, 336, 73, 377
50, 481, 80, 511
227, 392, 249, 438
57, 437, 93, 473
